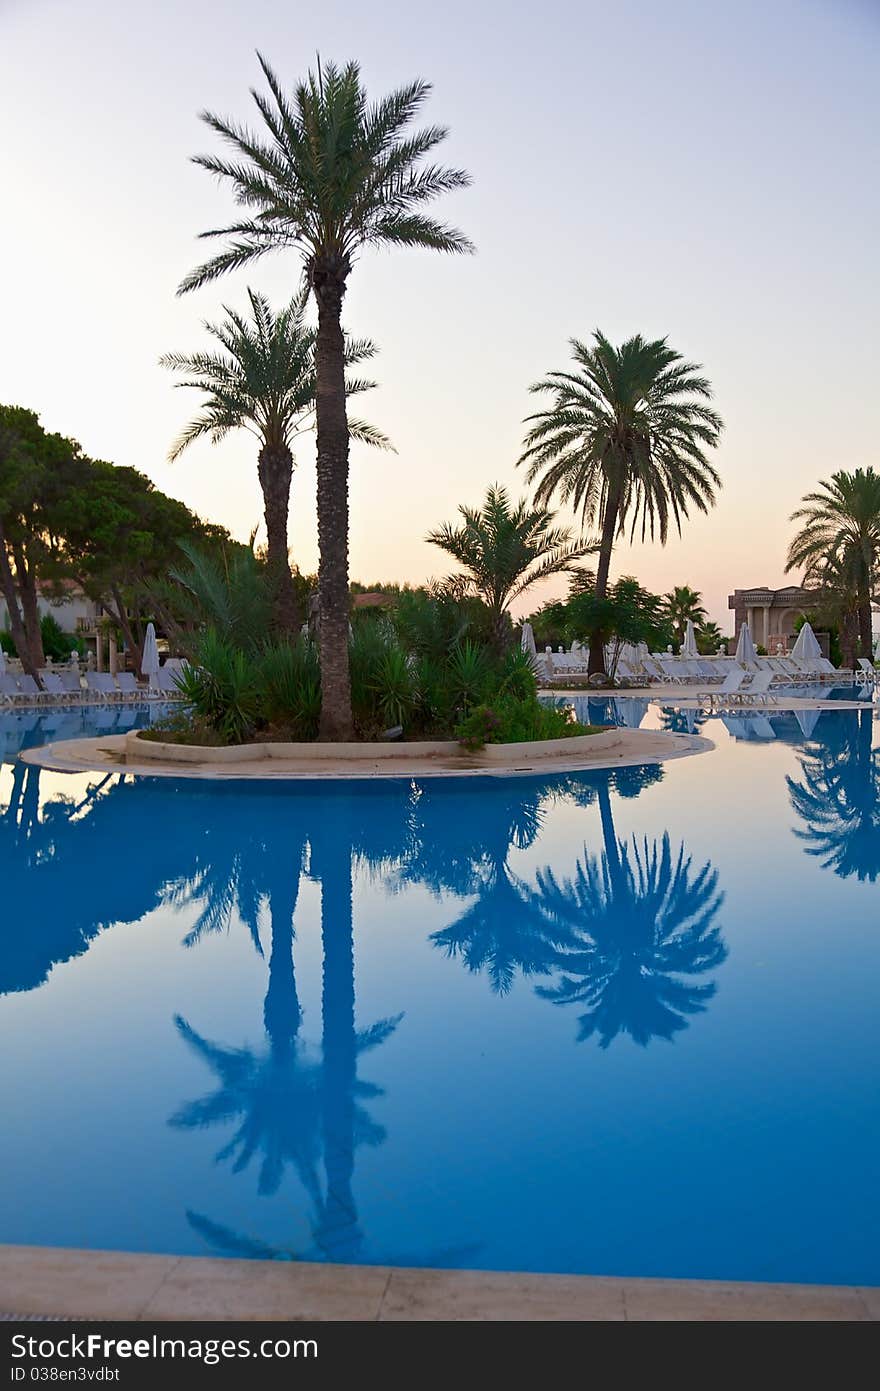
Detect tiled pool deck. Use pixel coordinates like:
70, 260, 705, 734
1, 1246, 877, 1321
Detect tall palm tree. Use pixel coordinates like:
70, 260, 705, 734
519, 332, 723, 675
664, 584, 707, 650
179, 55, 472, 738
786, 468, 880, 661
426, 484, 592, 650
161, 289, 387, 633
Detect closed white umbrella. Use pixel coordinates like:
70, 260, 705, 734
735, 621, 757, 665
141, 622, 160, 685
520, 621, 537, 658
790, 621, 821, 662
0, 646, 6, 677
682, 619, 699, 658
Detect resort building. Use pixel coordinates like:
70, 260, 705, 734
0, 580, 98, 638
727, 585, 821, 653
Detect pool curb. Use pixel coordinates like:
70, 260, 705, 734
19, 727, 713, 780
1, 1245, 876, 1321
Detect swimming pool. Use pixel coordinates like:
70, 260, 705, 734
1, 706, 878, 1285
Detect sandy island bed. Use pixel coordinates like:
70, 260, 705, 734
20, 726, 712, 781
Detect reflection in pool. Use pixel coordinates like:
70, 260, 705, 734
1, 708, 878, 1284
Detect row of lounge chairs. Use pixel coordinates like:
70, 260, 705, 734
542, 649, 877, 686
0, 668, 182, 707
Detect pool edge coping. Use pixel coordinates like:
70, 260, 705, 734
1, 1245, 877, 1321
19, 727, 714, 781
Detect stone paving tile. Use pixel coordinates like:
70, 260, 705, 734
141, 1257, 390, 1322
855, 1286, 880, 1319
0, 1245, 177, 1319
379, 1268, 626, 1321
621, 1277, 871, 1322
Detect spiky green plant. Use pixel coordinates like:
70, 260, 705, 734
427, 485, 591, 650
175, 629, 263, 744
179, 54, 472, 738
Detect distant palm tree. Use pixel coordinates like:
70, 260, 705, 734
179, 55, 472, 738
162, 289, 387, 633
787, 709, 880, 881
696, 619, 723, 654
664, 584, 707, 650
426, 484, 591, 650
519, 332, 723, 675
532, 781, 726, 1046
787, 468, 880, 661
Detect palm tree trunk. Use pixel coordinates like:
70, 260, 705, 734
257, 444, 299, 634
840, 611, 858, 671
857, 576, 873, 660
318, 839, 361, 1261
588, 480, 622, 677
313, 269, 353, 741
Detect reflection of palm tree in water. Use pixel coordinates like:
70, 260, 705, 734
532, 778, 726, 1046
787, 708, 880, 882
411, 762, 725, 1045
420, 766, 667, 999
411, 779, 573, 994
170, 788, 404, 1262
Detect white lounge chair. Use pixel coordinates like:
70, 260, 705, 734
17, 674, 46, 705
856, 657, 877, 681
156, 666, 184, 696
58, 670, 83, 697
739, 670, 778, 706
84, 672, 118, 703
699, 667, 747, 709
655, 657, 688, 685
115, 672, 141, 698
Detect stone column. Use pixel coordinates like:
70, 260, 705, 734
95, 632, 104, 672
763, 604, 771, 648
109, 635, 118, 676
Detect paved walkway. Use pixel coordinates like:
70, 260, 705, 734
1, 1246, 876, 1321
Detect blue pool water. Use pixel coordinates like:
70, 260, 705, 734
1, 705, 878, 1284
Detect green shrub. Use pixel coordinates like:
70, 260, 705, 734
41, 613, 81, 660
493, 646, 538, 701
0, 630, 14, 656
446, 639, 492, 713
456, 695, 591, 750
348, 620, 391, 726
175, 629, 263, 744
258, 639, 321, 738
371, 645, 418, 730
